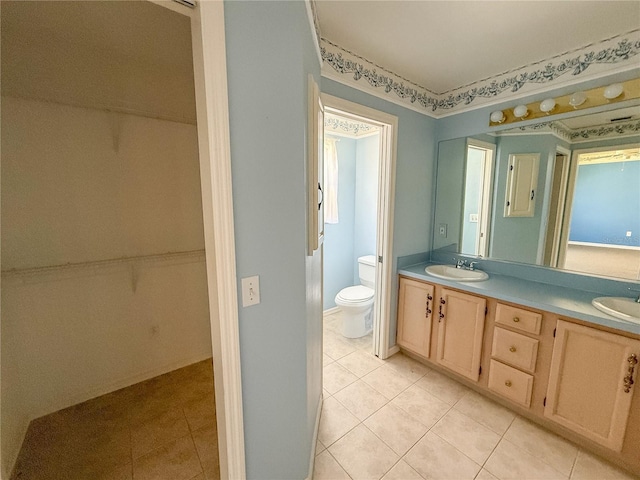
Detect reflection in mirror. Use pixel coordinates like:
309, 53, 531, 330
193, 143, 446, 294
434, 104, 640, 281
461, 140, 495, 257
560, 147, 640, 280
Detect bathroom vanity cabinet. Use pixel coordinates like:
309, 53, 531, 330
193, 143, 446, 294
436, 289, 485, 382
396, 275, 640, 474
397, 278, 434, 358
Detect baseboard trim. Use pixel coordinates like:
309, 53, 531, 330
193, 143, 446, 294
386, 344, 400, 358
305, 393, 323, 480
323, 306, 340, 316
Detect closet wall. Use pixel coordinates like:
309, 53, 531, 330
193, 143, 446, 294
1, 2, 212, 472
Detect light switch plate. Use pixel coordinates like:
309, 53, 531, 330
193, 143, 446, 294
438, 223, 448, 237
241, 275, 260, 307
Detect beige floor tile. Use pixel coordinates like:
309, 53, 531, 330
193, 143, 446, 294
316, 438, 326, 455
484, 439, 568, 480
570, 450, 636, 480
68, 462, 133, 480
362, 365, 413, 399
313, 450, 351, 480
323, 314, 341, 333
415, 370, 469, 405
503, 416, 578, 476
189, 474, 206, 480
317, 396, 360, 446
323, 362, 359, 394
324, 336, 358, 361
381, 460, 423, 480
329, 424, 399, 480
364, 404, 428, 456
192, 424, 220, 479
384, 353, 431, 382
334, 380, 388, 421
404, 431, 481, 480
348, 333, 375, 351
454, 390, 515, 435
132, 435, 203, 480
391, 384, 450, 428
323, 354, 334, 366
431, 409, 501, 464
131, 407, 191, 459
475, 468, 499, 480
183, 394, 216, 432
338, 349, 384, 377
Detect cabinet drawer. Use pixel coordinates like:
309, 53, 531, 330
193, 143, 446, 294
491, 327, 539, 373
495, 303, 542, 335
488, 360, 534, 408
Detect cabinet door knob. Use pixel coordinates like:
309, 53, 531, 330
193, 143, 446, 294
505, 380, 512, 387
513, 317, 520, 323
509, 346, 517, 353
427, 294, 433, 301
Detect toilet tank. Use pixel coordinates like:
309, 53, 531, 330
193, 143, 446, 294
358, 255, 377, 288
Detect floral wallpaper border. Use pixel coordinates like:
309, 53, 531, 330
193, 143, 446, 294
324, 115, 378, 137
500, 119, 640, 143
320, 29, 640, 117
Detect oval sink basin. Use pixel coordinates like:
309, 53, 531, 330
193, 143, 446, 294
425, 265, 489, 282
592, 297, 640, 324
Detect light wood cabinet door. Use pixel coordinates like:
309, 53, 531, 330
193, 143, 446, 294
397, 278, 434, 358
545, 320, 640, 452
436, 288, 486, 381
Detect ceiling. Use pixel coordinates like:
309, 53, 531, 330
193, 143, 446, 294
315, 1, 640, 94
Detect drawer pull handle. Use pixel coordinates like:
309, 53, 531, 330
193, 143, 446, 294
505, 380, 512, 387
623, 354, 638, 393
509, 346, 517, 353
513, 317, 520, 323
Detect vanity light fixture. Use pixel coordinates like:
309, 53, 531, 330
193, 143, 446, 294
487, 77, 639, 127
539, 98, 556, 114
513, 104, 529, 119
490, 110, 505, 124
604, 83, 624, 99
569, 91, 587, 108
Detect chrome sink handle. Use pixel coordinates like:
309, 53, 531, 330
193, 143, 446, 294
454, 258, 467, 269
629, 287, 640, 303
469, 262, 478, 271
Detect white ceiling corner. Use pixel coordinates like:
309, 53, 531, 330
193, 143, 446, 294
314, 1, 640, 118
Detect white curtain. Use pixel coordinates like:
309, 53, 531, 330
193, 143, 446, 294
324, 138, 339, 224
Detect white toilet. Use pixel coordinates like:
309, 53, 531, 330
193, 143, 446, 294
335, 255, 376, 338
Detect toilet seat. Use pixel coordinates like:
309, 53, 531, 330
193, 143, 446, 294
335, 285, 374, 305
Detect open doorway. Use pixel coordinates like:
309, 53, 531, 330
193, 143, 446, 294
558, 145, 640, 280
1, 2, 225, 478
460, 140, 496, 258
320, 94, 398, 362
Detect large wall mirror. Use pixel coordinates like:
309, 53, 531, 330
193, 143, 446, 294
433, 103, 640, 281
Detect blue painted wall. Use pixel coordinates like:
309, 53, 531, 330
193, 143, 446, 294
224, 2, 321, 477
354, 133, 380, 283
490, 134, 564, 264
321, 79, 436, 348
570, 160, 640, 246
323, 135, 356, 309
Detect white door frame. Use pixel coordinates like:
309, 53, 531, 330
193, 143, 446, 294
151, 1, 245, 478
320, 93, 398, 360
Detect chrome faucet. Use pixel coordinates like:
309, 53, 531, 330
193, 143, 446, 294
468, 262, 478, 271
630, 288, 640, 303
454, 258, 467, 269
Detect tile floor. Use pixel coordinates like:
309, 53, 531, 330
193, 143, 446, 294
315, 312, 638, 480
12, 359, 219, 480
